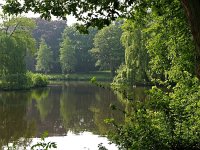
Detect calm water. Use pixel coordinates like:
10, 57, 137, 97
0, 81, 147, 150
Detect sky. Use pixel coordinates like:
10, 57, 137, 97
25, 11, 78, 26
0, 0, 78, 26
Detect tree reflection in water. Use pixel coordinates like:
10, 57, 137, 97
0, 91, 36, 149
0, 81, 147, 149
59, 81, 125, 135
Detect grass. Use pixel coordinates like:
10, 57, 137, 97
46, 71, 113, 81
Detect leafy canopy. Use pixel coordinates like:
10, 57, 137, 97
2, 0, 170, 31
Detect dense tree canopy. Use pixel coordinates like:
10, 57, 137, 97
0, 17, 37, 89
32, 18, 66, 72
61, 26, 97, 72
121, 20, 149, 85
90, 22, 124, 76
110, 1, 200, 149
0, 17, 36, 74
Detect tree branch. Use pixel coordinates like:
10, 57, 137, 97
9, 22, 21, 37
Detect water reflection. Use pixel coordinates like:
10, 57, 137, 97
0, 81, 147, 149
0, 91, 36, 149
32, 88, 52, 121
60, 82, 124, 135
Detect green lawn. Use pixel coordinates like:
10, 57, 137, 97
46, 71, 113, 81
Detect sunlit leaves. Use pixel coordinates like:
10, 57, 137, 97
59, 36, 76, 73
36, 38, 53, 73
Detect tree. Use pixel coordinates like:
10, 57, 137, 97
90, 23, 125, 76
36, 38, 53, 73
121, 20, 149, 85
110, 1, 200, 149
181, 1, 200, 79
0, 16, 36, 89
59, 36, 76, 73
0, 17, 36, 75
32, 18, 66, 73
3, 0, 200, 78
61, 26, 98, 72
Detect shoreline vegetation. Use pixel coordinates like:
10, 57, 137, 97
0, 71, 113, 91
46, 71, 113, 82
0, 70, 156, 91
0, 72, 48, 91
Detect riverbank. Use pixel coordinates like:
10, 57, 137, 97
46, 71, 113, 81
0, 72, 48, 90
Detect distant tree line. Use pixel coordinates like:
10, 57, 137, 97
0, 15, 125, 90
27, 18, 125, 75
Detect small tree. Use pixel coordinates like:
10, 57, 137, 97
59, 36, 76, 73
36, 38, 53, 74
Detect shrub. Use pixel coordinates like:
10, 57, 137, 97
0, 73, 32, 90
30, 73, 49, 87
0, 72, 49, 90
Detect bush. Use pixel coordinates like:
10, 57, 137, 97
0, 72, 49, 90
29, 73, 49, 87
0, 73, 32, 90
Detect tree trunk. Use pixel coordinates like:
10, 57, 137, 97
181, 0, 200, 79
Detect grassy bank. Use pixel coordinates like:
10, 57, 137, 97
46, 71, 113, 81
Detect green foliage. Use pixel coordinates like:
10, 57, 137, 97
0, 17, 36, 76
59, 35, 76, 73
0, 72, 48, 90
109, 1, 200, 150
30, 73, 49, 87
90, 22, 125, 76
47, 71, 112, 81
2, 1, 200, 150
90, 76, 97, 83
112, 19, 150, 86
3, 0, 135, 30
31, 131, 57, 150
0, 17, 38, 90
112, 64, 128, 86
108, 76, 200, 149
144, 1, 195, 83
36, 38, 53, 73
121, 20, 149, 85
60, 26, 97, 73
0, 73, 31, 90
32, 18, 66, 72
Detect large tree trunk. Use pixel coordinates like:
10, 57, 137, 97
181, 0, 200, 79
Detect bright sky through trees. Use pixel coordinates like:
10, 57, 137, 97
0, 1, 77, 26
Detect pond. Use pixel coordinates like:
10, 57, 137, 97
0, 81, 147, 150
